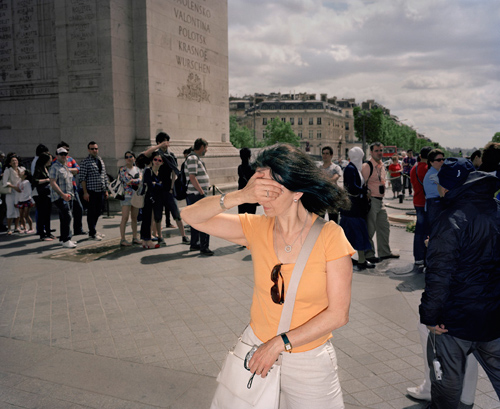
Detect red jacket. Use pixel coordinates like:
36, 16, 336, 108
410, 162, 428, 207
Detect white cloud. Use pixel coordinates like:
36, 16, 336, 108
228, 0, 500, 148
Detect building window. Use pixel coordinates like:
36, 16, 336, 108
281, 118, 286, 122
345, 122, 349, 130
317, 117, 322, 125
298, 132, 302, 139
317, 132, 322, 139
263, 118, 267, 125
309, 130, 313, 139
290, 118, 294, 125
298, 118, 303, 125
309, 117, 313, 125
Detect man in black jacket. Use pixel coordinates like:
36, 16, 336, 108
419, 158, 500, 408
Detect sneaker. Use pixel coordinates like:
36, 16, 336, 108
407, 385, 431, 401
62, 240, 77, 248
200, 249, 214, 256
182, 236, 190, 244
89, 234, 102, 241
96, 232, 105, 238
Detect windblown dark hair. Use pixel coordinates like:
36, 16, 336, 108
480, 142, 500, 172
252, 144, 350, 214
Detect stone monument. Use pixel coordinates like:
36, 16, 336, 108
0, 0, 238, 186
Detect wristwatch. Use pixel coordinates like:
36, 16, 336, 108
280, 333, 292, 353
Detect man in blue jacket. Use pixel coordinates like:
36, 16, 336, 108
419, 158, 500, 408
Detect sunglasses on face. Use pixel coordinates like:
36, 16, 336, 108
89, 148, 98, 151
153, 158, 163, 162
433, 158, 445, 162
270, 263, 284, 305
125, 155, 134, 159
58, 153, 68, 156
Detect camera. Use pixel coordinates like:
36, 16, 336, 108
244, 345, 259, 371
433, 358, 443, 381
379, 185, 385, 195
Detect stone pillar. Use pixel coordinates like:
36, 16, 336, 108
0, 0, 238, 186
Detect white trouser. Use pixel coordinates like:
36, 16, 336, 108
5, 193, 19, 219
241, 326, 344, 409
417, 321, 478, 405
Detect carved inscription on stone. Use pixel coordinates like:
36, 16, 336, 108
174, 0, 212, 103
0, 0, 41, 82
66, 0, 99, 70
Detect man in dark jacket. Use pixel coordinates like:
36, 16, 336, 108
419, 158, 500, 409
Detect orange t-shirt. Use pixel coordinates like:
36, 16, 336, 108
239, 213, 355, 352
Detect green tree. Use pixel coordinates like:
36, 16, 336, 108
493, 132, 500, 143
229, 115, 255, 148
263, 117, 300, 147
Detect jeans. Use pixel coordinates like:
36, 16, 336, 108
414, 206, 427, 264
54, 198, 73, 242
427, 333, 500, 408
186, 193, 210, 250
86, 190, 105, 237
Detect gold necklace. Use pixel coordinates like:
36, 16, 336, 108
276, 212, 309, 253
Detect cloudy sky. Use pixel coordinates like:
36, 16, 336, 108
227, 0, 500, 149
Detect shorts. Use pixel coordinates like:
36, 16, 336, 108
15, 200, 34, 209
120, 195, 132, 207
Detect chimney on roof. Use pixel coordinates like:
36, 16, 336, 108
320, 93, 327, 102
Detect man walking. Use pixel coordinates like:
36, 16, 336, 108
362, 142, 399, 263
79, 141, 107, 240
49, 147, 76, 248
419, 158, 500, 408
185, 138, 213, 256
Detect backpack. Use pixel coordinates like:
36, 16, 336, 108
174, 156, 192, 200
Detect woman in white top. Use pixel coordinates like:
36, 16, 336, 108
118, 151, 142, 246
2, 153, 25, 234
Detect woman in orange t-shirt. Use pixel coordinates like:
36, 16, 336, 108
182, 144, 354, 409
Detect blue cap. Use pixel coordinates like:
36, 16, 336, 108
436, 158, 475, 190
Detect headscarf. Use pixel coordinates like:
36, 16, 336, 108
349, 147, 365, 184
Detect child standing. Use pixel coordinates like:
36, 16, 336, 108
16, 170, 35, 233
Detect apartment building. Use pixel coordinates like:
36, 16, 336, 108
232, 93, 358, 159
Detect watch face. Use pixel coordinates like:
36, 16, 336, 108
285, 344, 292, 351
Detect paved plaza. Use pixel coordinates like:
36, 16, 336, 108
0, 196, 498, 409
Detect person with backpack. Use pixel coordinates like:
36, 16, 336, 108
361, 142, 400, 264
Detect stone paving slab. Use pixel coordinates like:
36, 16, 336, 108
0, 200, 498, 409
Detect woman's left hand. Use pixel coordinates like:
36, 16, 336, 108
248, 336, 283, 378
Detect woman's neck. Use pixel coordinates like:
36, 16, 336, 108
276, 206, 309, 234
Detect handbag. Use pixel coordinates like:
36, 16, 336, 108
0, 184, 12, 194
211, 217, 326, 409
108, 178, 125, 201
130, 190, 144, 208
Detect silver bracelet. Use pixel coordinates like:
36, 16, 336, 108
219, 193, 227, 210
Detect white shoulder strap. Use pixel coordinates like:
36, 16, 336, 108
277, 216, 326, 335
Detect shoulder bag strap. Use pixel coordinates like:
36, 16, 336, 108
277, 216, 327, 334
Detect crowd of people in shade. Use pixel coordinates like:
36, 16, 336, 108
0, 133, 217, 255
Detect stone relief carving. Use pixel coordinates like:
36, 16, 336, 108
177, 72, 210, 103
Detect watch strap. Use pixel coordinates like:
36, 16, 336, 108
280, 333, 292, 352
